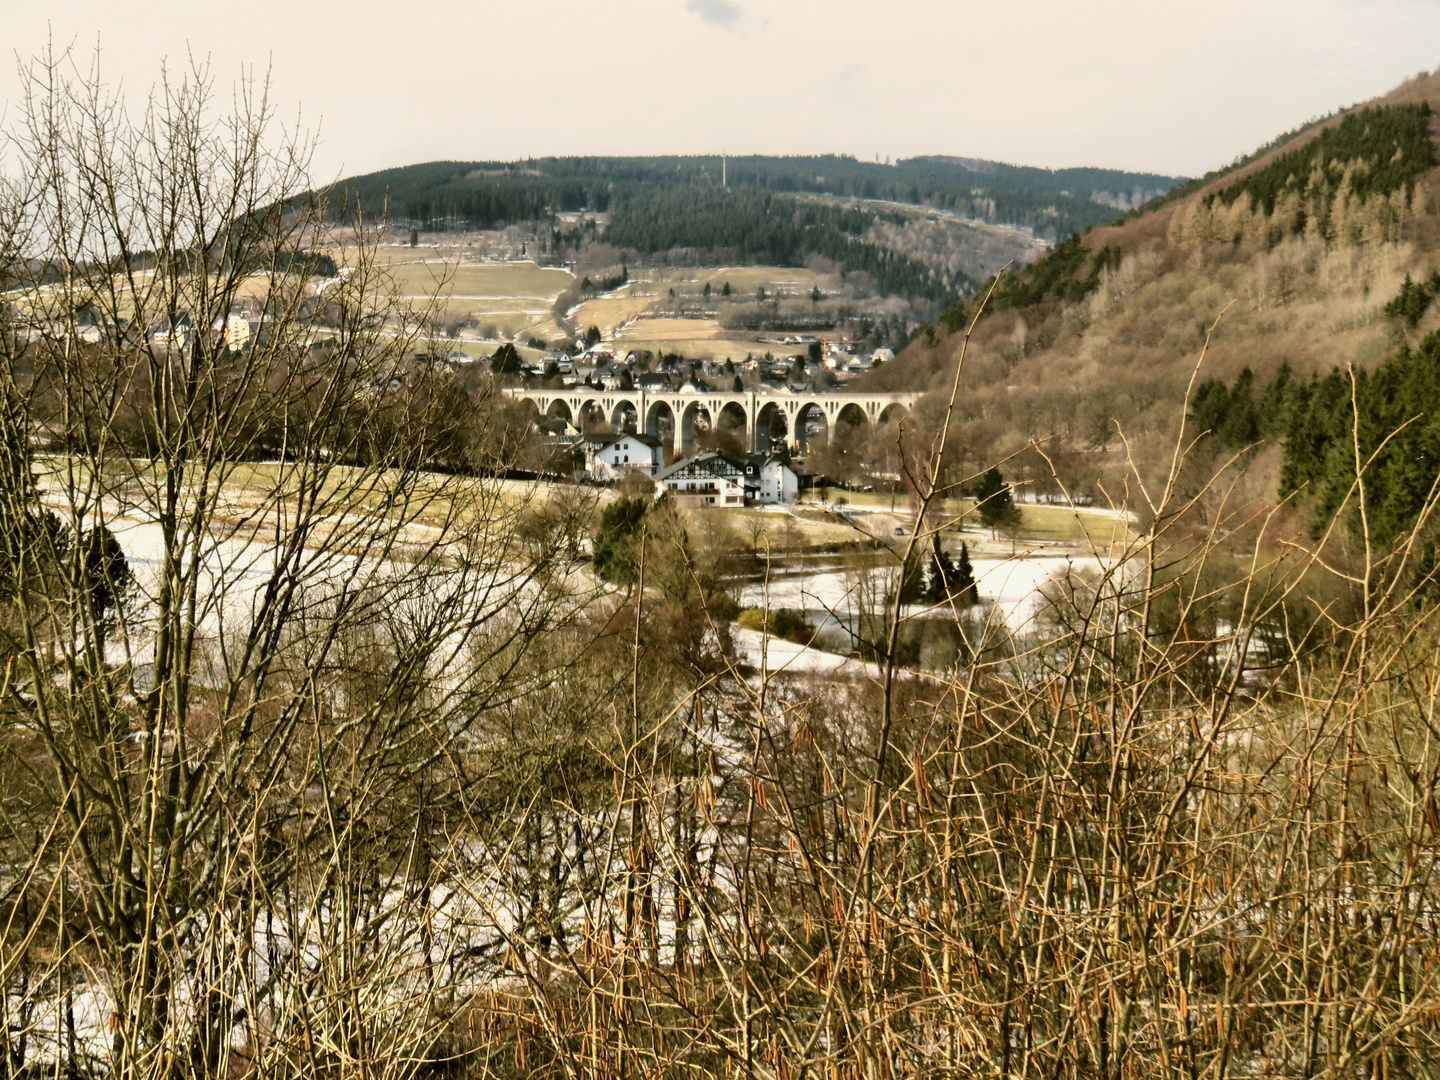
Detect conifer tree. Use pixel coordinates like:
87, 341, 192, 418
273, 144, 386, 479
976, 467, 1021, 533
896, 551, 925, 605
923, 534, 978, 605
592, 496, 649, 585
491, 342, 523, 375
952, 539, 979, 604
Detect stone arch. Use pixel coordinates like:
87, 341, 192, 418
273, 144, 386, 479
610, 398, 639, 432
646, 400, 675, 444
793, 401, 828, 453
714, 401, 748, 454
755, 401, 788, 453
578, 398, 607, 432
680, 401, 713, 453
835, 402, 869, 432
879, 402, 908, 425
829, 402, 869, 456
545, 398, 573, 426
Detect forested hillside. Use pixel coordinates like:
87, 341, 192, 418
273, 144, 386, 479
854, 72, 1440, 538
329, 153, 1184, 242
601, 188, 958, 302
320, 154, 1182, 314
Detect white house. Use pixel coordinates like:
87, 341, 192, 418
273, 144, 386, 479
655, 451, 799, 506
634, 372, 671, 391
583, 432, 664, 480
749, 453, 799, 504
656, 452, 753, 507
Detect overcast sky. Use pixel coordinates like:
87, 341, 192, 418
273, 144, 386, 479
4, 0, 1437, 182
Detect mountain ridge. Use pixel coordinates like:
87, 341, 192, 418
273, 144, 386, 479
323, 152, 1186, 247
849, 70, 1440, 513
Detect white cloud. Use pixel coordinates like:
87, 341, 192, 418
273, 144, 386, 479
685, 0, 743, 27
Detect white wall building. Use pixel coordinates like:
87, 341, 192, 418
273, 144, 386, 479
584, 432, 664, 480
214, 314, 251, 351
656, 451, 799, 506
750, 454, 799, 504
656, 452, 752, 507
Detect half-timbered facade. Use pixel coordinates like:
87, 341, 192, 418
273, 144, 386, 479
656, 452, 755, 507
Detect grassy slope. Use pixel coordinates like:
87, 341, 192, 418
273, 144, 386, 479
853, 71, 1440, 492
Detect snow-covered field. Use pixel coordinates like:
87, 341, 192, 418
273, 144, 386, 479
735, 553, 1111, 634
729, 625, 885, 680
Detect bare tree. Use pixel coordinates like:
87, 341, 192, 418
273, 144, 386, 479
0, 49, 597, 1080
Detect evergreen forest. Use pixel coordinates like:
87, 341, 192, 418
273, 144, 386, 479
328, 153, 1184, 242
1188, 324, 1440, 550
320, 153, 1184, 311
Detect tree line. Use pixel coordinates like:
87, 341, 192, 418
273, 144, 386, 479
603, 187, 962, 303
1188, 325, 1440, 550
1204, 103, 1434, 235
325, 153, 1185, 242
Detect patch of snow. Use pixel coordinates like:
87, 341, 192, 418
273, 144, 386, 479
730, 626, 883, 681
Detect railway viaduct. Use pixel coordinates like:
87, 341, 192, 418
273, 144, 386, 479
504, 388, 919, 456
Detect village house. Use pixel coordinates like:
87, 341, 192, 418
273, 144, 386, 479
656, 451, 801, 507
657, 451, 752, 507
634, 371, 671, 391
582, 432, 665, 480
748, 452, 800, 504
591, 362, 633, 390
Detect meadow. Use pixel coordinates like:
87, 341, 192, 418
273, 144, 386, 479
570, 266, 836, 353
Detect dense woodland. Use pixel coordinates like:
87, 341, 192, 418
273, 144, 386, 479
323, 154, 1181, 316
1205, 103, 1434, 236
1187, 324, 1440, 552
900, 103, 1436, 337
601, 188, 959, 303
329, 154, 1183, 242
855, 83, 1440, 513
321, 153, 1182, 337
